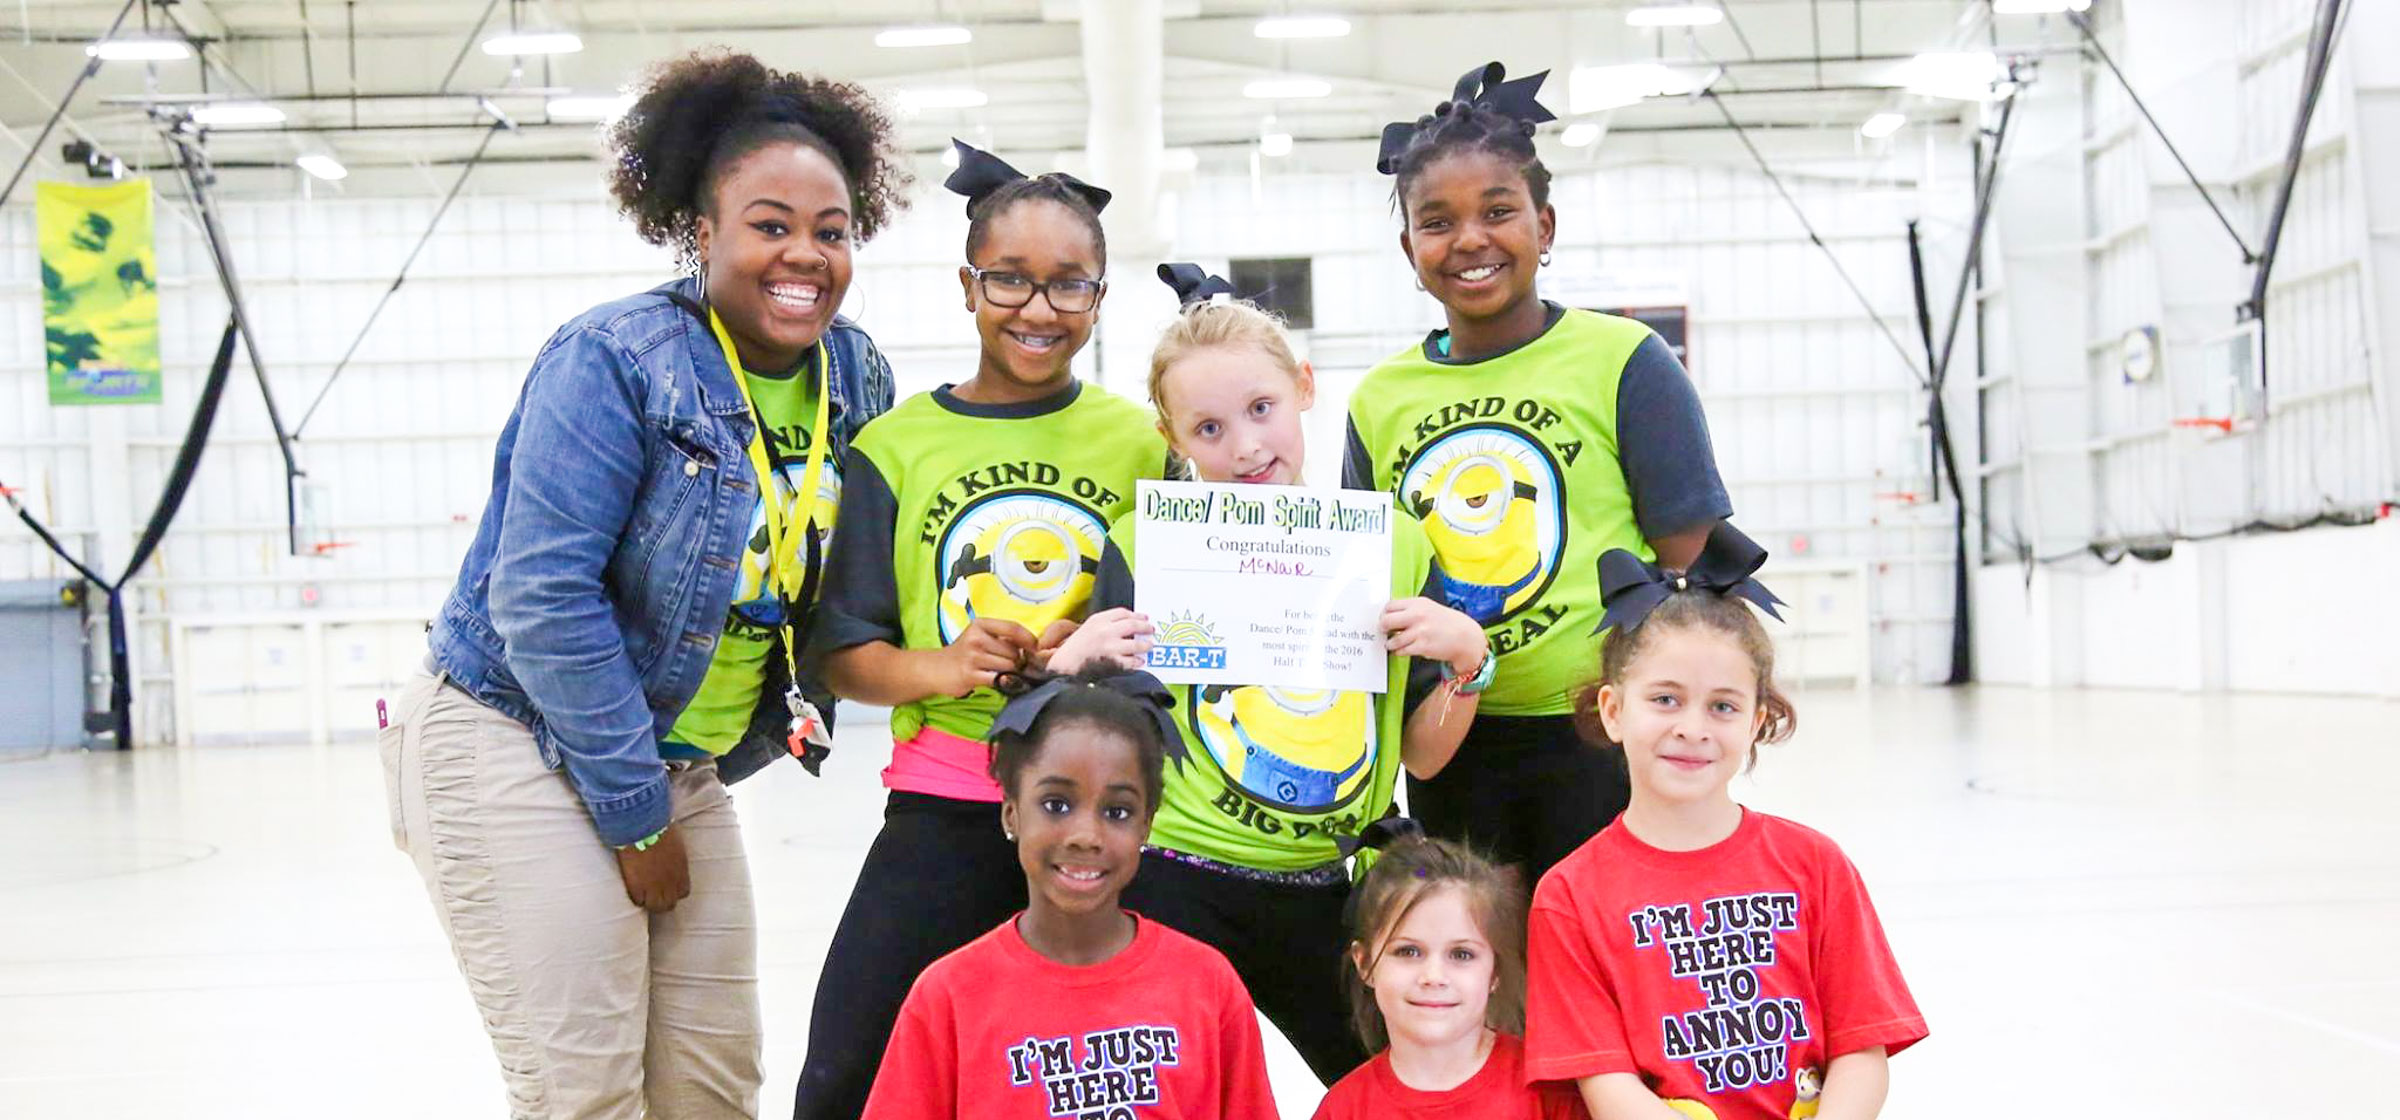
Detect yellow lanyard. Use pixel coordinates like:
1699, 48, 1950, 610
707, 309, 832, 672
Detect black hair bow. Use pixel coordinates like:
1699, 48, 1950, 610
1594, 521, 1786, 636
1333, 814, 1427, 861
1375, 61, 1558, 175
944, 138, 1114, 217
1157, 262, 1237, 308
988, 669, 1188, 768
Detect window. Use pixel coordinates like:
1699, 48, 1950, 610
1229, 257, 1314, 329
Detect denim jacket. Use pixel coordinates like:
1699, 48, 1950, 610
428, 276, 894, 846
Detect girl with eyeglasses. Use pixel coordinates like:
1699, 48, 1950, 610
792, 140, 1172, 1120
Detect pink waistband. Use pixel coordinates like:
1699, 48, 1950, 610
882, 725, 1004, 802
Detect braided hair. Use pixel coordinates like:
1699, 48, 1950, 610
1383, 100, 1554, 215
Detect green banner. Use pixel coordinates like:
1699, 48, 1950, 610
40, 179, 161, 405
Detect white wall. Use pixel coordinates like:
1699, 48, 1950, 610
1974, 517, 2400, 698
2, 135, 1981, 743
1970, 0, 2400, 699
1981, 0, 2394, 551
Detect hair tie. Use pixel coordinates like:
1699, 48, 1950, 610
1332, 815, 1427, 861
1157, 262, 1237, 308
1594, 521, 1786, 636
944, 138, 1114, 217
1375, 61, 1557, 175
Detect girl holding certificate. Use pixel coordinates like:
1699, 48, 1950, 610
1048, 265, 1489, 1085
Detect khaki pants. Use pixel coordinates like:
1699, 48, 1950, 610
380, 672, 762, 1119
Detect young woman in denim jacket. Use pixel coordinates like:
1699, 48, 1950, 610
379, 51, 909, 1118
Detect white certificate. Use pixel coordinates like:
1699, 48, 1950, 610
1132, 479, 1394, 693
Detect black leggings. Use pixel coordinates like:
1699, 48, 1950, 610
793, 792, 1025, 1120
1405, 712, 1629, 886
1120, 850, 1367, 1086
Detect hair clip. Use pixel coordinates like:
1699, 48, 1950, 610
1375, 61, 1558, 175
1157, 262, 1238, 308
944, 138, 1114, 217
1594, 521, 1786, 635
989, 669, 1188, 768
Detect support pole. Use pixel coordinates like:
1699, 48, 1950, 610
1078, 0, 1167, 391
2245, 0, 2349, 403
165, 124, 305, 552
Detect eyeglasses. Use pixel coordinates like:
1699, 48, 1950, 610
968, 267, 1106, 314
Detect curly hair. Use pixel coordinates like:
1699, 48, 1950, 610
606, 49, 910, 267
964, 176, 1109, 270
1384, 101, 1554, 215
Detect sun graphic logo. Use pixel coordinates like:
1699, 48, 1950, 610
1146, 610, 1228, 671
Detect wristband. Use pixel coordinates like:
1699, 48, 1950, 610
621, 827, 667, 853
1444, 642, 1499, 696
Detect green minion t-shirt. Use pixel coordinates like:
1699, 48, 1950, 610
1342, 306, 1731, 716
664, 361, 837, 755
810, 380, 1170, 754
1090, 514, 1444, 873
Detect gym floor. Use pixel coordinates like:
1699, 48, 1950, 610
2, 684, 2393, 1117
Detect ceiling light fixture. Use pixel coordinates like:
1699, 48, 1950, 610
1260, 132, 1294, 157
85, 33, 193, 61
1568, 63, 1703, 114
1560, 121, 1603, 147
1253, 16, 1351, 39
1242, 78, 1332, 100
190, 103, 287, 127
897, 87, 990, 111
1896, 51, 2003, 101
875, 25, 974, 48
1991, 0, 2091, 13
296, 154, 349, 181
1625, 4, 1725, 27
546, 94, 634, 122
1859, 111, 1907, 139
480, 31, 583, 55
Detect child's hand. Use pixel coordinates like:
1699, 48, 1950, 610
1382, 596, 1487, 678
1029, 618, 1080, 670
1048, 608, 1154, 674
936, 618, 1036, 696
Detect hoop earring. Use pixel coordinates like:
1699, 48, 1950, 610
1414, 277, 1428, 292
1539, 250, 1553, 267
696, 261, 709, 303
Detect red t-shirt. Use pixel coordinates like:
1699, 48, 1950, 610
862, 913, 1281, 1120
1523, 810, 1925, 1120
1310, 1033, 1587, 1120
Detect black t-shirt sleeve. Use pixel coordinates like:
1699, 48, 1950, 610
803, 446, 904, 666
1617, 333, 1734, 540
1091, 539, 1136, 614
1400, 557, 1449, 718
1341, 415, 1376, 492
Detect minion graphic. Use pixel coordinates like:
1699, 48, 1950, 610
1192, 685, 1374, 813
730, 461, 844, 630
1400, 427, 1563, 624
935, 493, 1106, 642
1788, 1066, 1822, 1119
